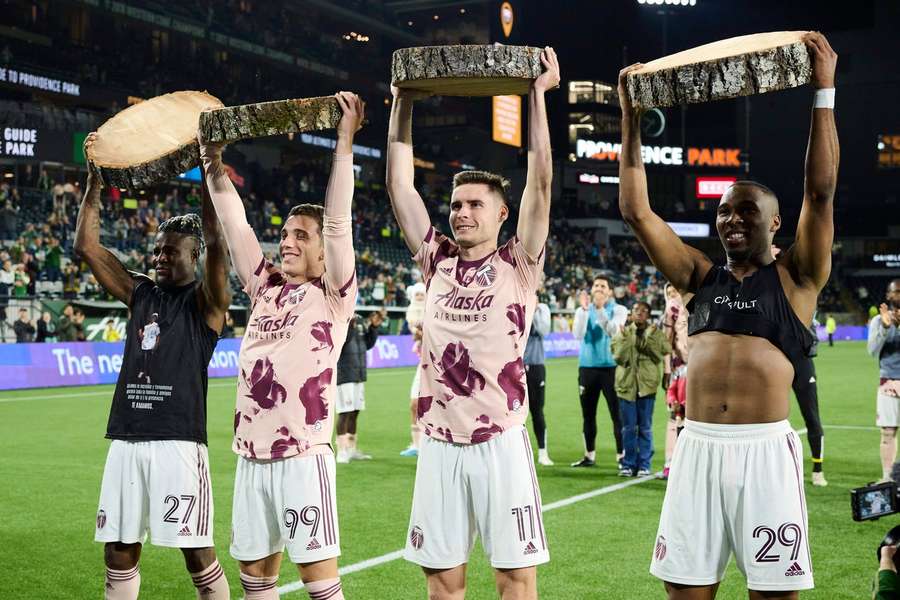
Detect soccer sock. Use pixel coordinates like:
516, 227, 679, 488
347, 433, 357, 451
336, 434, 349, 452
812, 458, 823, 473
190, 560, 230, 599
411, 424, 421, 448
306, 577, 344, 600
105, 566, 140, 600
240, 573, 278, 600
586, 450, 596, 461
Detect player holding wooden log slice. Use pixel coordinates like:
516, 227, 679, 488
199, 96, 342, 144
387, 46, 559, 598
618, 32, 838, 598
200, 91, 364, 600
78, 134, 232, 600
625, 31, 813, 109
391, 44, 543, 96
86, 91, 223, 190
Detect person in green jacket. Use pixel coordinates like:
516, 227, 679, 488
612, 301, 671, 477
876, 544, 899, 599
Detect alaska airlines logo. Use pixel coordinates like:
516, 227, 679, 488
434, 287, 495, 311
251, 314, 299, 332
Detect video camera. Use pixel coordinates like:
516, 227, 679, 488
851, 480, 899, 522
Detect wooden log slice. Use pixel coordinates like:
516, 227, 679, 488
626, 31, 812, 109
199, 96, 342, 144
87, 91, 223, 190
391, 44, 543, 96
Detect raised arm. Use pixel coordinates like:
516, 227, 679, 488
517, 47, 560, 258
74, 133, 134, 305
386, 87, 432, 253
617, 65, 712, 296
199, 137, 263, 289
787, 32, 839, 291
196, 166, 231, 333
323, 91, 364, 292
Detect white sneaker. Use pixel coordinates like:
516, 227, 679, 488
336, 450, 350, 464
538, 451, 554, 466
350, 449, 372, 461
811, 472, 828, 487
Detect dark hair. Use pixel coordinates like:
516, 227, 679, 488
158, 213, 205, 253
452, 170, 511, 204
730, 180, 779, 203
632, 300, 651, 312
593, 275, 611, 288
287, 203, 325, 236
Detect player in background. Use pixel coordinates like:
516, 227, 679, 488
402, 275, 427, 457
661, 283, 689, 480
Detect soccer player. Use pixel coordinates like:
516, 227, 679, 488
869, 280, 900, 481
201, 91, 364, 600
77, 134, 231, 599
571, 277, 628, 468
619, 32, 838, 597
335, 310, 384, 463
387, 47, 559, 598
661, 283, 689, 480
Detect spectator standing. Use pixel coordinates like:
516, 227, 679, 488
36, 311, 58, 342
572, 276, 629, 468
14, 308, 36, 343
611, 301, 671, 476
102, 320, 122, 342
335, 311, 383, 463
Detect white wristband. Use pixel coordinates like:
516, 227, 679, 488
813, 88, 835, 109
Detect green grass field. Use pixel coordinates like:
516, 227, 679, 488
0, 342, 886, 598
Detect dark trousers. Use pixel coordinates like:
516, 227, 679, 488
525, 363, 547, 449
578, 366, 622, 454
792, 357, 824, 466
827, 333, 834, 347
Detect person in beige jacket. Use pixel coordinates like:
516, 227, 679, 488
612, 301, 671, 476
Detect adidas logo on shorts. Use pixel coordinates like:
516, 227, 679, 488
307, 538, 322, 551
178, 526, 192, 537
784, 562, 805, 577
523, 542, 538, 555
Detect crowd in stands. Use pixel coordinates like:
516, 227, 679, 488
0, 150, 878, 342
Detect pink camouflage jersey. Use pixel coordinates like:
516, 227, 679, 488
414, 226, 545, 445
204, 152, 357, 460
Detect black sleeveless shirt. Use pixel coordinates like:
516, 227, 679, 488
106, 275, 219, 444
686, 262, 815, 372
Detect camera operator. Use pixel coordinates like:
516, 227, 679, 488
877, 544, 899, 599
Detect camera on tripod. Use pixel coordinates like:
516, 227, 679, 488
851, 480, 899, 521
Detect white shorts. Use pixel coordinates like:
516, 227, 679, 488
650, 420, 813, 591
336, 382, 365, 414
409, 365, 421, 400
231, 451, 340, 564
95, 440, 214, 548
877, 389, 900, 427
404, 425, 550, 569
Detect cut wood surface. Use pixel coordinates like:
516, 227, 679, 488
391, 44, 543, 96
199, 96, 342, 144
626, 31, 812, 109
87, 90, 223, 190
